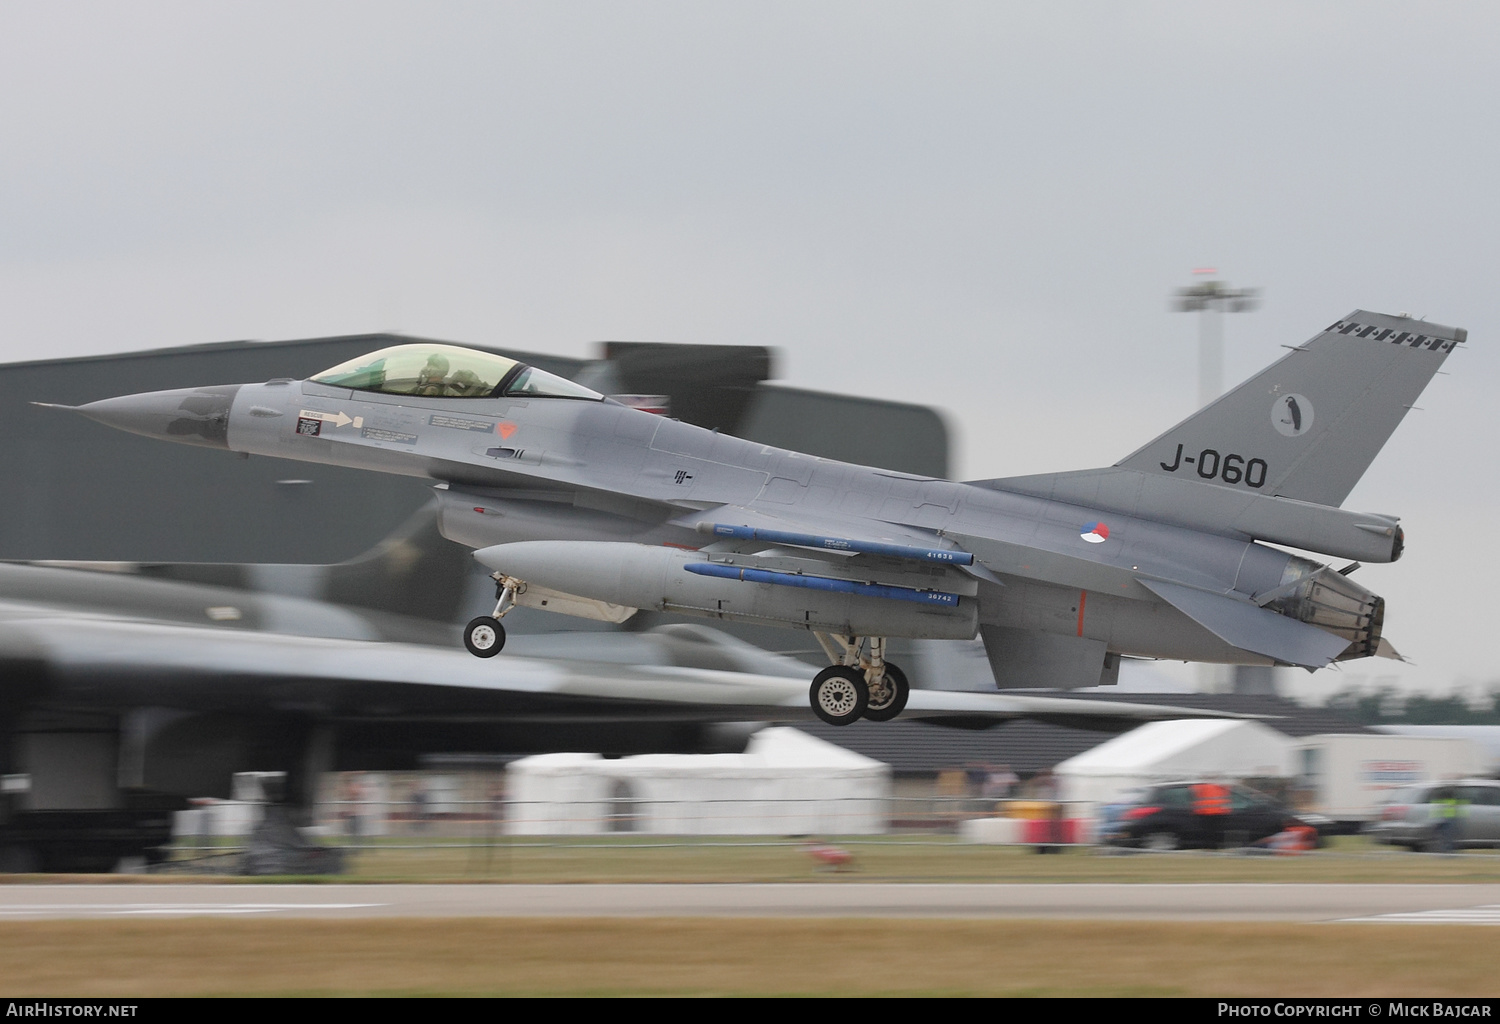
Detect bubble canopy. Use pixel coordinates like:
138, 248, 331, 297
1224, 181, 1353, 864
310, 344, 603, 401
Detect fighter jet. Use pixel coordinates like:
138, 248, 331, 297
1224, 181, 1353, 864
57, 310, 1463, 727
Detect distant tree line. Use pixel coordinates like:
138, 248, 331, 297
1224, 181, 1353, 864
1325, 687, 1500, 725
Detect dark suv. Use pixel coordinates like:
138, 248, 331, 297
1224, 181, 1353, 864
1107, 782, 1321, 851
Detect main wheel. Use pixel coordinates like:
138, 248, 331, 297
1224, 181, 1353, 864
861, 662, 910, 722
810, 666, 868, 726
464, 616, 506, 658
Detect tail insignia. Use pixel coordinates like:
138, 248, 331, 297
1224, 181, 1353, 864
1272, 394, 1313, 437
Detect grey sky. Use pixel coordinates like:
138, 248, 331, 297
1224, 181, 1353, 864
1, 2, 1493, 700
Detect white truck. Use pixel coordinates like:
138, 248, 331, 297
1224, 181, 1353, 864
1292, 733, 1486, 832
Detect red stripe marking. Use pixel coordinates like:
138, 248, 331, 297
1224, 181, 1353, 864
1076, 590, 1087, 637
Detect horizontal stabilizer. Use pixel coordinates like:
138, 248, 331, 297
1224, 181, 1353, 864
1139, 579, 1351, 668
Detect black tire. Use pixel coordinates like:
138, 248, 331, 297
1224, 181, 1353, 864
1144, 831, 1180, 852
861, 662, 910, 722
810, 666, 868, 727
464, 616, 506, 658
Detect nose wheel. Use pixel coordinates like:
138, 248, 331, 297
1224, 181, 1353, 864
464, 573, 523, 659
464, 616, 506, 657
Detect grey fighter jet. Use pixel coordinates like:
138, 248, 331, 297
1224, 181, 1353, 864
59, 311, 1464, 727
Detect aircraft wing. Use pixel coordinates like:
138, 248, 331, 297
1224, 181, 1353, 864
0, 606, 802, 722
0, 603, 1251, 729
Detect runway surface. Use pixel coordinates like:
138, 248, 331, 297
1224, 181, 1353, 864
3, 883, 1500, 923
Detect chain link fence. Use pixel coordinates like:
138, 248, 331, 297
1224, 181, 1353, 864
173, 793, 1062, 849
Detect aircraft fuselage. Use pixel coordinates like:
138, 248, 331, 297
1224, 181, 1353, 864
83, 374, 1372, 672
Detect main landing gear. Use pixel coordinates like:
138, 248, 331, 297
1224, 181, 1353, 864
464, 574, 524, 658
809, 634, 910, 727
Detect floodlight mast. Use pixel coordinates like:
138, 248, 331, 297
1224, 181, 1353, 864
1174, 272, 1261, 408
1173, 271, 1267, 696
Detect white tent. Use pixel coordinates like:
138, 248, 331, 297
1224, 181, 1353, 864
1055, 719, 1294, 810
505, 727, 892, 836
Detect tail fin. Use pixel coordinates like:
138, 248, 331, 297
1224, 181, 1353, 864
1117, 310, 1464, 507
318, 500, 475, 620
77, 500, 474, 622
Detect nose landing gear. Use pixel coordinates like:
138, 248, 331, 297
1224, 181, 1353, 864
463, 574, 524, 658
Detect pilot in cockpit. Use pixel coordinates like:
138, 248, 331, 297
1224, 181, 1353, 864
446, 368, 485, 397
414, 353, 451, 396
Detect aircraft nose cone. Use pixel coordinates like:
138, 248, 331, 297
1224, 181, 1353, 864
72, 385, 243, 449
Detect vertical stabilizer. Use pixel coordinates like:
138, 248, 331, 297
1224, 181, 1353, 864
1116, 311, 1464, 507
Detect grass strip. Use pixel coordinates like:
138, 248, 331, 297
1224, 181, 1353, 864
330, 836, 1500, 885
0, 917, 1495, 996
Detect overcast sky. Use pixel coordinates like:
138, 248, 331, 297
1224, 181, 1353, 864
1, 2, 1494, 701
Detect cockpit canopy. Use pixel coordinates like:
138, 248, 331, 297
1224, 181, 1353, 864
310, 344, 603, 401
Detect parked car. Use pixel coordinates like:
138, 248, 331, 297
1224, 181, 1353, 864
1364, 780, 1500, 851
1105, 781, 1323, 851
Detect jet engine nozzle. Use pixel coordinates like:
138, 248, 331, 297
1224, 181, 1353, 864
70, 385, 243, 449
1264, 557, 1385, 660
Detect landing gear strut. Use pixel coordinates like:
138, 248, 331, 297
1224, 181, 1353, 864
463, 574, 524, 658
864, 661, 910, 723
808, 634, 909, 726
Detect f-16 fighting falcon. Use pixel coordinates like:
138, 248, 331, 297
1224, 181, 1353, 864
55, 310, 1464, 726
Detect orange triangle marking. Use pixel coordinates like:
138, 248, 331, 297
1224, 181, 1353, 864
497, 422, 517, 439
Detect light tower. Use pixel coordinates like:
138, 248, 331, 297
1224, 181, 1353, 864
1173, 269, 1260, 409
1172, 270, 1269, 695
